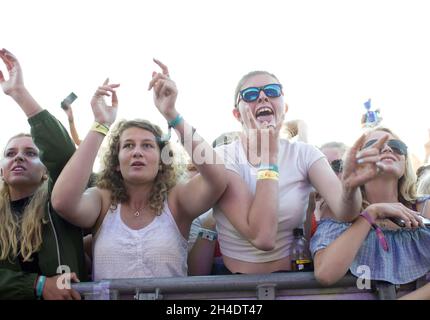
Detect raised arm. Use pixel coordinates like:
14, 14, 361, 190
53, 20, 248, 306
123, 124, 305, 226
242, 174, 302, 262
63, 104, 82, 146
216, 109, 283, 251
314, 202, 422, 286
51, 79, 119, 228
148, 60, 227, 221
0, 48, 42, 117
0, 49, 76, 183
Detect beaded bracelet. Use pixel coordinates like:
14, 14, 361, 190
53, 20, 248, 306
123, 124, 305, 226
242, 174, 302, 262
359, 211, 389, 252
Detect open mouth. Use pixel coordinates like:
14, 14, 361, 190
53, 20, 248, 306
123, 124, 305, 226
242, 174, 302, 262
131, 161, 146, 167
255, 106, 275, 123
11, 165, 26, 172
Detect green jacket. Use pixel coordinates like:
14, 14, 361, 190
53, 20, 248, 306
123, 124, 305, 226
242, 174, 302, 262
0, 110, 87, 299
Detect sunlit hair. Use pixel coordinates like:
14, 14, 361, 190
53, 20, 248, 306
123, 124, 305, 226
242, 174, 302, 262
361, 127, 418, 209
96, 120, 177, 215
320, 141, 348, 156
417, 172, 430, 196
0, 133, 48, 262
234, 71, 280, 108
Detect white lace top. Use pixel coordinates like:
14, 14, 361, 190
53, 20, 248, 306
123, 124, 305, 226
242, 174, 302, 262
92, 200, 188, 280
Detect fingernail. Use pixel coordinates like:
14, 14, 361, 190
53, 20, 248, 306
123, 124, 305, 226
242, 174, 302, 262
356, 158, 364, 164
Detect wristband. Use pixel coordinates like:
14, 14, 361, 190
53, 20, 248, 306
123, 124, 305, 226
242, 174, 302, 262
168, 114, 183, 129
257, 170, 279, 181
258, 164, 279, 173
359, 211, 389, 252
198, 228, 218, 241
36, 275, 46, 299
91, 122, 109, 136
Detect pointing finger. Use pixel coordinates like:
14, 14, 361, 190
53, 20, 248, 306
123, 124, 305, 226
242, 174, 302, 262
373, 134, 390, 151
153, 58, 170, 76
112, 91, 118, 107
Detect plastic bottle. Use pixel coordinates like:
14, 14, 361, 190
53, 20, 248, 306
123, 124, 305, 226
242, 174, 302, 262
291, 228, 313, 272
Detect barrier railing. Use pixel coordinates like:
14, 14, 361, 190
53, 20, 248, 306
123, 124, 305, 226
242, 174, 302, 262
72, 272, 414, 300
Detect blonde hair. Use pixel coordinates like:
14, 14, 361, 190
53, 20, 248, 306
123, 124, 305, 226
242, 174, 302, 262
362, 127, 418, 209
417, 172, 430, 196
0, 133, 49, 261
96, 120, 177, 215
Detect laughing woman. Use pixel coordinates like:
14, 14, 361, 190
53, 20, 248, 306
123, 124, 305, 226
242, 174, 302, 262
51, 61, 227, 280
212, 71, 376, 274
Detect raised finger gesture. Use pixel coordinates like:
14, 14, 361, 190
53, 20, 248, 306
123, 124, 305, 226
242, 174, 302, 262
342, 133, 389, 189
244, 108, 282, 164
148, 59, 178, 117
0, 48, 24, 96
90, 78, 120, 127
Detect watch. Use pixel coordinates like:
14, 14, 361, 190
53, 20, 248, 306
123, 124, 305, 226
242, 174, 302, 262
197, 228, 218, 241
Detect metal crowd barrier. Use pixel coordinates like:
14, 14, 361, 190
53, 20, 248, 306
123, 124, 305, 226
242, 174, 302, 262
71, 272, 418, 300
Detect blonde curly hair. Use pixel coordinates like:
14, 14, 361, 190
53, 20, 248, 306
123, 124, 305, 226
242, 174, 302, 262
96, 120, 177, 215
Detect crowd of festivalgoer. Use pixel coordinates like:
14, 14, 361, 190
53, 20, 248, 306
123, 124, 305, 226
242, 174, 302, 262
0, 48, 429, 300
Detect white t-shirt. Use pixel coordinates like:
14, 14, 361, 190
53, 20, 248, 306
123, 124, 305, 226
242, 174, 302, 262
213, 139, 324, 263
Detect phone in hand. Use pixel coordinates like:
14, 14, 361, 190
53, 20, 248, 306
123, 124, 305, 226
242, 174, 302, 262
422, 216, 430, 226
389, 216, 430, 227
61, 92, 78, 110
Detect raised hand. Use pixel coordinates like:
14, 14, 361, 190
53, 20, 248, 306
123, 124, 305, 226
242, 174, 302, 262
0, 48, 25, 96
342, 133, 389, 190
366, 202, 424, 229
243, 107, 283, 164
148, 59, 178, 118
90, 78, 119, 127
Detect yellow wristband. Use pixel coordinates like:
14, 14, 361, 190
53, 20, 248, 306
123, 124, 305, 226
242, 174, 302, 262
257, 170, 279, 180
91, 122, 109, 136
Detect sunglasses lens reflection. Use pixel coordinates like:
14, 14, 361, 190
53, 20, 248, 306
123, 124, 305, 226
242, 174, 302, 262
330, 159, 343, 173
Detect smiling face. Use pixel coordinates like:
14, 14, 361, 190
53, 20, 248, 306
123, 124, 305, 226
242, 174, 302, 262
1, 135, 47, 190
233, 72, 286, 129
363, 130, 407, 179
117, 127, 161, 185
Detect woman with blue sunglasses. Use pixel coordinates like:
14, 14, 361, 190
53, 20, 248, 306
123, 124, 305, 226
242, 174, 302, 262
212, 71, 376, 274
311, 127, 430, 288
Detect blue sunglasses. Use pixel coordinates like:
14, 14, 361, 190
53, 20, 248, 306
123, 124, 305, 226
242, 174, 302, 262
237, 83, 282, 105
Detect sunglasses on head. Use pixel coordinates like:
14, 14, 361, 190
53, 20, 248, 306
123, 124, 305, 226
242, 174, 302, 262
237, 83, 282, 104
330, 159, 343, 174
362, 139, 408, 156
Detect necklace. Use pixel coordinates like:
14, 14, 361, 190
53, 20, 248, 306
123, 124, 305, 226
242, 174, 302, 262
131, 202, 150, 217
